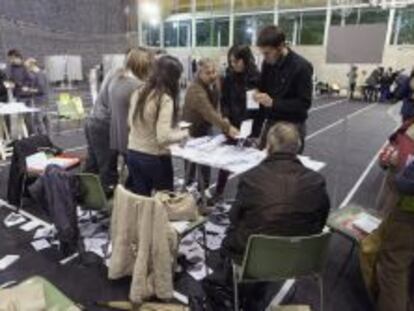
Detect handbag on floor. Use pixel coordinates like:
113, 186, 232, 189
155, 191, 198, 221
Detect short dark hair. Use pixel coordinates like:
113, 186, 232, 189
7, 49, 22, 59
257, 26, 286, 48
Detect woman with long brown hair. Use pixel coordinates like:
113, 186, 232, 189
126, 55, 188, 196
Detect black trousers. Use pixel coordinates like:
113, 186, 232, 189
185, 160, 211, 190
84, 118, 118, 194
126, 149, 174, 196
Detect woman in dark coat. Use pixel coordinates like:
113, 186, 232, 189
212, 45, 260, 203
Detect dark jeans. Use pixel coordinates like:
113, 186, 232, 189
126, 149, 173, 196
84, 118, 118, 195
349, 82, 356, 100
260, 120, 307, 154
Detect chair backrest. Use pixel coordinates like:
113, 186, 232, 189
77, 173, 108, 211
239, 231, 332, 282
58, 92, 71, 104
57, 97, 74, 119
71, 96, 85, 118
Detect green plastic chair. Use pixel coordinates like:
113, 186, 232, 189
20, 276, 79, 310
233, 231, 332, 311
77, 173, 109, 211
57, 95, 85, 133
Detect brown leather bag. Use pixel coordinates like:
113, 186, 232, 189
155, 191, 198, 221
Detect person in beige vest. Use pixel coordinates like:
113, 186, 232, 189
126, 55, 188, 196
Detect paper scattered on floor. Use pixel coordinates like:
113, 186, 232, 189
33, 226, 55, 240
171, 221, 191, 234
352, 213, 382, 234
0, 255, 20, 271
20, 219, 42, 232
4, 213, 26, 228
84, 237, 108, 258
31, 239, 51, 251
187, 264, 213, 281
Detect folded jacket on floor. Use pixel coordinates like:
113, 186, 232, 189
108, 185, 178, 303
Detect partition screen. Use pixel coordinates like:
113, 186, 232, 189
327, 24, 387, 64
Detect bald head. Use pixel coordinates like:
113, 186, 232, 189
266, 122, 301, 155
197, 58, 217, 86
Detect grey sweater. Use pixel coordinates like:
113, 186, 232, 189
109, 72, 142, 153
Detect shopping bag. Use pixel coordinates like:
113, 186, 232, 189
155, 191, 199, 221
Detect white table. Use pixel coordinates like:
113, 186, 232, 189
170, 135, 326, 206
0, 102, 40, 160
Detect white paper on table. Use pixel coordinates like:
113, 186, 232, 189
4, 213, 26, 228
237, 119, 253, 139
0, 255, 20, 271
353, 213, 382, 234
20, 219, 42, 232
31, 239, 51, 251
246, 90, 259, 110
171, 221, 191, 234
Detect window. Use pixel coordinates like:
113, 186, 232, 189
234, 14, 274, 45
142, 22, 160, 47
164, 20, 192, 47
279, 10, 325, 45
331, 7, 388, 26
392, 7, 414, 45
196, 18, 229, 47
299, 11, 326, 45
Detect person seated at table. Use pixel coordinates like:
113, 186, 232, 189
182, 58, 239, 192
201, 122, 330, 311
126, 55, 189, 196
24, 58, 50, 135
211, 45, 260, 204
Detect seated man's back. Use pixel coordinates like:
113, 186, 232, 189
222, 123, 330, 262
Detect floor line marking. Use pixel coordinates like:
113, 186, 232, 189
306, 104, 377, 141
309, 99, 346, 113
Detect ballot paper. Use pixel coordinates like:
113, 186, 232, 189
179, 121, 192, 129
237, 119, 253, 139
246, 90, 259, 110
33, 226, 55, 240
187, 264, 213, 281
31, 239, 51, 251
4, 212, 26, 228
0, 255, 20, 271
20, 219, 42, 232
171, 221, 191, 234
25, 152, 48, 170
352, 213, 382, 234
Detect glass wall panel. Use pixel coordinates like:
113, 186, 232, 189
331, 7, 388, 26
196, 18, 229, 47
299, 10, 326, 45
392, 7, 414, 45
279, 0, 327, 9
234, 14, 273, 45
164, 20, 192, 47
142, 22, 160, 47
163, 0, 191, 15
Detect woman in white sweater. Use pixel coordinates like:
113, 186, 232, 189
127, 55, 188, 196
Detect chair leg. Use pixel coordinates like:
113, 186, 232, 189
232, 264, 239, 311
19, 173, 28, 212
318, 276, 324, 311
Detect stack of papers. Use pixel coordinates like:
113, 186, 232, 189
26, 152, 78, 172
352, 213, 382, 234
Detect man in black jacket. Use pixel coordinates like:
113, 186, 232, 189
201, 122, 330, 311
253, 26, 313, 152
